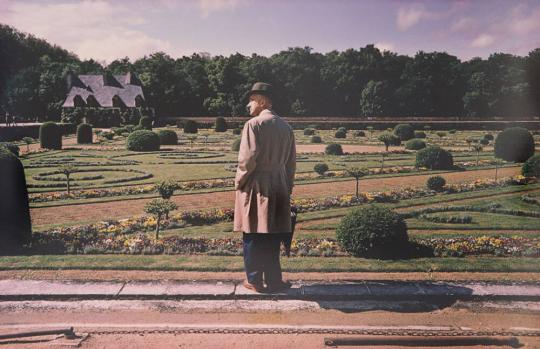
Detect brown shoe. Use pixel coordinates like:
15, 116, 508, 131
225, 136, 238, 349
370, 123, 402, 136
243, 280, 266, 293
266, 280, 292, 293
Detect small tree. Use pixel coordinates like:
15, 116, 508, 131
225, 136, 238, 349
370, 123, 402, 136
366, 126, 374, 138
378, 133, 400, 151
346, 167, 368, 198
59, 164, 77, 195
380, 152, 387, 171
22, 137, 33, 152
494, 158, 503, 180
144, 199, 178, 239
156, 180, 178, 199
314, 163, 329, 176
187, 135, 198, 149
472, 144, 483, 166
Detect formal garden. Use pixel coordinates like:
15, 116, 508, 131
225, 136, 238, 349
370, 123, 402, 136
1, 119, 539, 273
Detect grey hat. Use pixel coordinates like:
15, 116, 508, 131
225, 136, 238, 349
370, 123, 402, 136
244, 82, 274, 101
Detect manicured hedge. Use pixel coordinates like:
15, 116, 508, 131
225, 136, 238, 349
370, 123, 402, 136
184, 120, 199, 134
325, 143, 343, 155
0, 148, 32, 254
416, 146, 454, 170
139, 116, 153, 130
76, 123, 93, 144
39, 122, 62, 150
394, 123, 415, 141
405, 138, 426, 150
522, 154, 540, 178
336, 205, 408, 259
126, 130, 160, 151
215, 117, 228, 132
0, 142, 20, 156
157, 130, 178, 145
494, 127, 535, 162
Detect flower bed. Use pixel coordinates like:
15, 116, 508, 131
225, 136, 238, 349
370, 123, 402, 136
28, 232, 540, 258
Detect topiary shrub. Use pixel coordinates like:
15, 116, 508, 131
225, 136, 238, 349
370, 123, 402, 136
393, 123, 415, 141
415, 146, 454, 170
304, 128, 315, 136
405, 138, 426, 150
414, 131, 426, 139
39, 122, 62, 150
215, 117, 227, 132
484, 133, 494, 141
336, 205, 408, 259
139, 116, 153, 130
479, 138, 490, 146
449, 129, 457, 134
232, 128, 242, 135
494, 127, 535, 162
157, 130, 178, 145
335, 130, 347, 138
353, 130, 365, 137
337, 126, 347, 133
76, 123, 93, 144
126, 130, 160, 151
426, 175, 446, 192
325, 143, 343, 155
522, 154, 540, 178
184, 120, 198, 134
311, 135, 322, 143
314, 163, 329, 176
0, 142, 20, 157
231, 139, 241, 151
0, 148, 32, 254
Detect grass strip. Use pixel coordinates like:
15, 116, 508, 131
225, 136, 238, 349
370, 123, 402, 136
0, 255, 538, 272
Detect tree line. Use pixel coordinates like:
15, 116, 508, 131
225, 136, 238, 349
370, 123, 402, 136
1, 24, 540, 121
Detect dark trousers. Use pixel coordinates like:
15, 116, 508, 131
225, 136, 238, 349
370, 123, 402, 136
242, 233, 286, 287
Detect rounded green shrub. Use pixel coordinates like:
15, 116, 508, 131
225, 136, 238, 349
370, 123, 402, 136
449, 129, 457, 134
336, 205, 408, 259
522, 154, 540, 178
479, 138, 490, 146
184, 120, 198, 134
215, 117, 227, 132
414, 131, 426, 139
39, 122, 62, 150
126, 130, 160, 151
494, 127, 535, 162
314, 163, 329, 176
231, 139, 241, 151
405, 138, 426, 150
232, 128, 242, 135
334, 130, 346, 138
393, 123, 415, 141
325, 143, 343, 155
157, 130, 178, 145
0, 142, 20, 157
76, 123, 93, 144
426, 175, 446, 192
353, 130, 365, 137
0, 148, 31, 254
484, 133, 494, 141
139, 116, 153, 130
311, 135, 322, 143
304, 128, 315, 136
415, 146, 454, 170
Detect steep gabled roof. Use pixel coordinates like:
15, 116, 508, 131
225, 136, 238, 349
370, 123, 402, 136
63, 72, 145, 108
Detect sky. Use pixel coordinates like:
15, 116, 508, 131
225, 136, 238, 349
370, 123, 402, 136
1, 0, 540, 64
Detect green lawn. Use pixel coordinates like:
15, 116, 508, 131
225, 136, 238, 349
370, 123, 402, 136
0, 254, 538, 272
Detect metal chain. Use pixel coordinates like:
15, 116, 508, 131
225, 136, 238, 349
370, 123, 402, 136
86, 328, 540, 337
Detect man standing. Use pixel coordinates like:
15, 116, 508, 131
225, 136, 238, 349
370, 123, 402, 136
234, 82, 296, 293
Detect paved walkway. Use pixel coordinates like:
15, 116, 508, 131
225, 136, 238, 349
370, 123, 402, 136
1, 279, 539, 301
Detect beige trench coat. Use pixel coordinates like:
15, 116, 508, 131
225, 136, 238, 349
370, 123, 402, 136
234, 109, 296, 234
